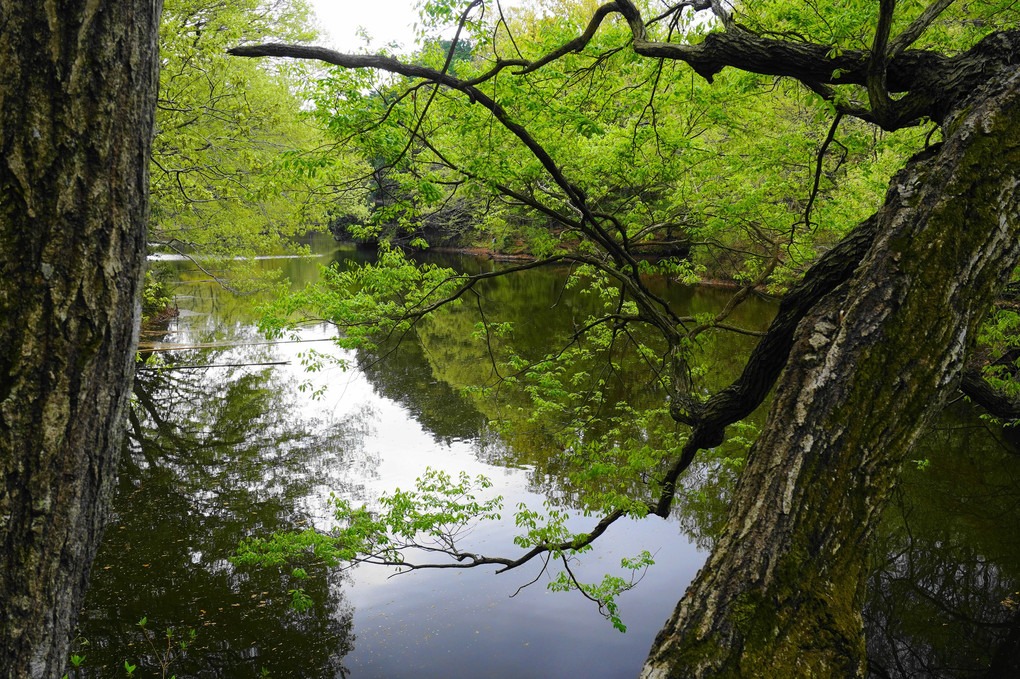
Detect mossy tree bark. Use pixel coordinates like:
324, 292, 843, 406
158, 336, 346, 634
0, 2, 161, 677
639, 70, 1020, 679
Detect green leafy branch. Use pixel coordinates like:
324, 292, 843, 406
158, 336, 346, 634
548, 550, 656, 632
233, 466, 661, 628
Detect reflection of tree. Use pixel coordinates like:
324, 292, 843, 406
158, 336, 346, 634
865, 406, 1020, 679
78, 343, 372, 678
358, 292, 1020, 677
356, 339, 485, 445
354, 255, 769, 514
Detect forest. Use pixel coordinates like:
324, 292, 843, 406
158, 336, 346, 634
1, 0, 1018, 677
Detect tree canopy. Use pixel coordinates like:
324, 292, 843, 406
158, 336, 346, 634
153, 0, 369, 287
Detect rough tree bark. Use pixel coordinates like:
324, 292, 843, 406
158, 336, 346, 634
639, 68, 1020, 679
0, 2, 161, 677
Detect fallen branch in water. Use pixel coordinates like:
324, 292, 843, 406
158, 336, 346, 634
137, 337, 339, 352
136, 361, 290, 371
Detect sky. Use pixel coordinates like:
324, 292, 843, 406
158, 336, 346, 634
306, 0, 422, 53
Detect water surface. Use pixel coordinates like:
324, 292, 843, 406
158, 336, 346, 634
75, 236, 1020, 678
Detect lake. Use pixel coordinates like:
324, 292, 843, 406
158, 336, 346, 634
74, 234, 1020, 678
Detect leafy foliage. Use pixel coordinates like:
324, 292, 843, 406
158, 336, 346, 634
234, 466, 658, 628
976, 267, 1020, 403
141, 271, 175, 322
259, 244, 466, 347
153, 0, 370, 286
311, 0, 928, 282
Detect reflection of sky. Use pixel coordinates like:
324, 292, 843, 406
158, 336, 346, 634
139, 248, 705, 678
119, 240, 1020, 677
253, 322, 699, 678
281, 326, 701, 678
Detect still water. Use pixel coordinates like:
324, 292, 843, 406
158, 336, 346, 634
75, 235, 1020, 678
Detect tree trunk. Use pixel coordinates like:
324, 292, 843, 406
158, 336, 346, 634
640, 69, 1020, 677
0, 2, 161, 677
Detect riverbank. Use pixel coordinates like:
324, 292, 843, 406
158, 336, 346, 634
415, 243, 768, 294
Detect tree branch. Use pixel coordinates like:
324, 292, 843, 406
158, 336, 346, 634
960, 349, 1020, 420
888, 0, 957, 59
866, 0, 897, 125
513, 2, 620, 75
228, 43, 638, 274
360, 508, 632, 574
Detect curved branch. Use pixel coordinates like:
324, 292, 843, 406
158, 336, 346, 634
696, 212, 879, 428
685, 248, 779, 342
613, 0, 1016, 128
888, 0, 957, 59
800, 112, 845, 232
646, 0, 712, 29
513, 2, 620, 75
866, 0, 897, 124
960, 349, 1020, 420
363, 508, 632, 574
960, 367, 1020, 420
655, 210, 880, 514
462, 58, 529, 86
227, 43, 634, 272
614, 0, 955, 96
654, 141, 964, 511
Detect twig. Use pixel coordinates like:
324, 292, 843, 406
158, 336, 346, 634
136, 361, 290, 371
137, 338, 339, 352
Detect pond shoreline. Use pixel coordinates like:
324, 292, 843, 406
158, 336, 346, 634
382, 241, 776, 295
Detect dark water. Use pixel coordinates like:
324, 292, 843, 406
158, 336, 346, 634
73, 235, 1020, 678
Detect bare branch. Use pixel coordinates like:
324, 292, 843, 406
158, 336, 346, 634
888, 0, 957, 58
513, 2, 619, 75
799, 112, 845, 232
685, 249, 779, 342
866, 0, 898, 124
646, 0, 712, 29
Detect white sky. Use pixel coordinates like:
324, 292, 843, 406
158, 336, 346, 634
306, 0, 422, 53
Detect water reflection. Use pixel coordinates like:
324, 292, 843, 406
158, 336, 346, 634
76, 237, 1020, 678
79, 315, 362, 677
866, 406, 1020, 678
354, 258, 769, 510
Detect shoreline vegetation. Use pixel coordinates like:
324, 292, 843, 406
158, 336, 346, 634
351, 237, 761, 293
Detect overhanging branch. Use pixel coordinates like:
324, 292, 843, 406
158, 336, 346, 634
960, 349, 1020, 420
